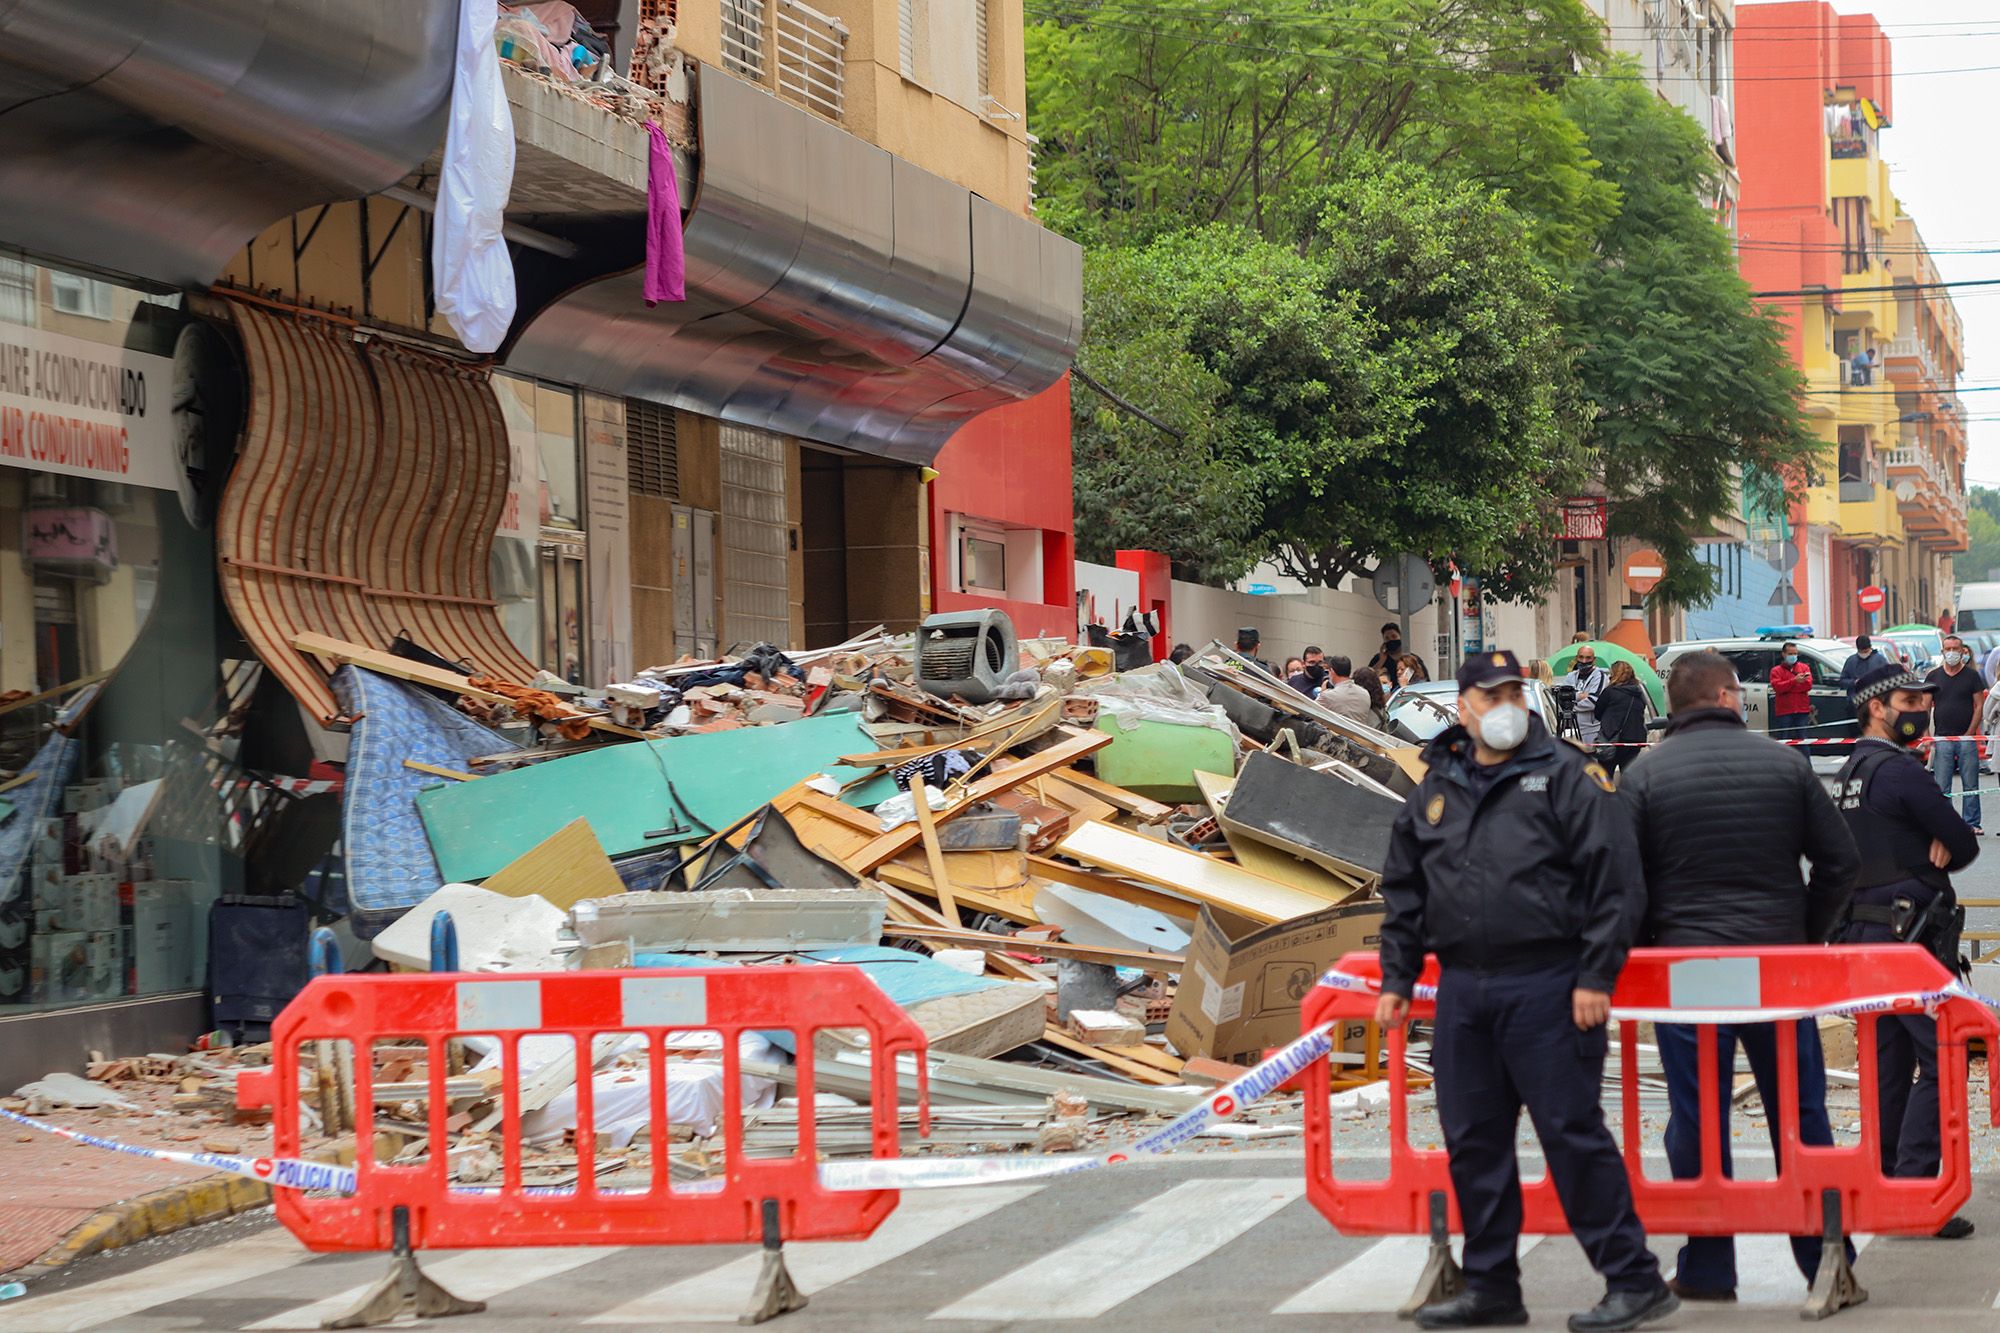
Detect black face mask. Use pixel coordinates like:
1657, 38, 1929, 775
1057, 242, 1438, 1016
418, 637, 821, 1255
1891, 708, 1932, 745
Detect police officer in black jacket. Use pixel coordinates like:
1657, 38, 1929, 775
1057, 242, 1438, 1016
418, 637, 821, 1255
1835, 659, 1980, 1239
1376, 651, 1674, 1332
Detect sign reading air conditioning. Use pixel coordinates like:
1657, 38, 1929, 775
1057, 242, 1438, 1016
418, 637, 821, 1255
0, 323, 176, 490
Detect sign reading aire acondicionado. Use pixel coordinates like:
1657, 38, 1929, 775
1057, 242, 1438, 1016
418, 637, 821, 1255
0, 323, 176, 490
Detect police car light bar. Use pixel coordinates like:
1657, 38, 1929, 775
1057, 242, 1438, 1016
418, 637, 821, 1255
1755, 625, 1814, 639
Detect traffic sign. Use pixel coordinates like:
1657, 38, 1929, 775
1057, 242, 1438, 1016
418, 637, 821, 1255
1621, 548, 1666, 597
1371, 555, 1434, 614
1858, 585, 1886, 614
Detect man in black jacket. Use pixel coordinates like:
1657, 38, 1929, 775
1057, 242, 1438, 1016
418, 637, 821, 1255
1376, 651, 1672, 1332
1835, 658, 1980, 1238
1619, 650, 1860, 1300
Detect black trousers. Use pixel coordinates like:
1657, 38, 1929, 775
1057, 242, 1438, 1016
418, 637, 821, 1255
1433, 961, 1660, 1303
1842, 917, 1944, 1177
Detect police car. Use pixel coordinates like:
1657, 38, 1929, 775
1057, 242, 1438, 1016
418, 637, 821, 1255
1655, 626, 1858, 750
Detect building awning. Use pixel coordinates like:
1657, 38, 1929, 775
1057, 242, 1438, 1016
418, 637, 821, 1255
216, 299, 538, 724
506, 71, 1082, 466
0, 0, 456, 289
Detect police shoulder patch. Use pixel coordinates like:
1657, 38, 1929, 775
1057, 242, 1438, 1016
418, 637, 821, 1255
1425, 793, 1446, 825
1582, 761, 1615, 793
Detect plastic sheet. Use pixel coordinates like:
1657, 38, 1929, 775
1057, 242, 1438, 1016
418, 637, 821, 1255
1076, 663, 1239, 738
434, 0, 518, 353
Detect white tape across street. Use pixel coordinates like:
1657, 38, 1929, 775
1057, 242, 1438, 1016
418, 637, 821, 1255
11, 967, 1995, 1199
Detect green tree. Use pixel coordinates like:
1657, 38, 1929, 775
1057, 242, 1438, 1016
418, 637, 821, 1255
1025, 0, 1615, 258
1071, 164, 1589, 594
1963, 491, 2000, 586
1557, 72, 1823, 608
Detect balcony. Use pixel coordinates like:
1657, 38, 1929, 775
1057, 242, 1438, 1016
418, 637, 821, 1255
721, 0, 849, 122
1885, 334, 1942, 388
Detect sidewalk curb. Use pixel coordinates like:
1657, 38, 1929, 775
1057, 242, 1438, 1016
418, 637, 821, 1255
2, 1139, 362, 1283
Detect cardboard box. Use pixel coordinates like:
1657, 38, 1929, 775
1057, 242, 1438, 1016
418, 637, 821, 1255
31, 930, 90, 1002
1166, 900, 1385, 1064
65, 874, 119, 932
85, 930, 124, 999
132, 882, 195, 993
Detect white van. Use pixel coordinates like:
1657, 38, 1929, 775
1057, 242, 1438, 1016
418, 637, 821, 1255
1956, 582, 2000, 635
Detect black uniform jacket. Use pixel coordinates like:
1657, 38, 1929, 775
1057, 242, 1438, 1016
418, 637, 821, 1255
1379, 716, 1645, 998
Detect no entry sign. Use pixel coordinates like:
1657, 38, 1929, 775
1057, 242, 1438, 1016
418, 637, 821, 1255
1858, 585, 1885, 614
1621, 548, 1666, 597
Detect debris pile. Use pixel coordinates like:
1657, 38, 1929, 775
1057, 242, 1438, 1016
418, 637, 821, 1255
19, 622, 1439, 1182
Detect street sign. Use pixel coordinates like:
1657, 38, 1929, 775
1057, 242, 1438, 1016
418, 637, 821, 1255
1621, 548, 1666, 597
1371, 555, 1434, 614
1858, 585, 1886, 614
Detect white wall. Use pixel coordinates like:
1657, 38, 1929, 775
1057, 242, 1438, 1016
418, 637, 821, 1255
1075, 559, 1140, 638
1169, 577, 1443, 678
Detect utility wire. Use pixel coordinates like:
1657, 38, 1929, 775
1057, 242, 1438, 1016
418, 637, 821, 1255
1750, 277, 2000, 299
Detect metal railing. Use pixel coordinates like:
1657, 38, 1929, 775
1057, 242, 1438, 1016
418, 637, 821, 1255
720, 0, 767, 79
774, 0, 846, 121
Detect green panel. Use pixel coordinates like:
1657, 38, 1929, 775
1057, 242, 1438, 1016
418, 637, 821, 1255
416, 714, 897, 883
1091, 717, 1238, 802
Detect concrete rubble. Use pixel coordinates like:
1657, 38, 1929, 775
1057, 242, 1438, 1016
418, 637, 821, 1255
14, 623, 1513, 1189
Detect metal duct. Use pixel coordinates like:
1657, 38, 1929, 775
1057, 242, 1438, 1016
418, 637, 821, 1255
0, 0, 456, 289
507, 72, 1082, 466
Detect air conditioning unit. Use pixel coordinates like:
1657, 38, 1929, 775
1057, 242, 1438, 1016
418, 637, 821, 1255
915, 609, 1017, 703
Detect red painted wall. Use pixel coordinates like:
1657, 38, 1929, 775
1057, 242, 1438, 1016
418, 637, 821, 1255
928, 376, 1077, 640
1115, 549, 1173, 661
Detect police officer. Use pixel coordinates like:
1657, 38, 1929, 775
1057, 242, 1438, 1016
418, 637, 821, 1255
1376, 651, 1674, 1331
1835, 658, 1980, 1239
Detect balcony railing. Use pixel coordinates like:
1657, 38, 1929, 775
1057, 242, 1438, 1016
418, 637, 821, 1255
775, 0, 846, 122
1886, 334, 1941, 385
721, 0, 848, 122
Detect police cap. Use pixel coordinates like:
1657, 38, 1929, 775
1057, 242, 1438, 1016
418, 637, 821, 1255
1457, 649, 1525, 692
1848, 657, 1936, 712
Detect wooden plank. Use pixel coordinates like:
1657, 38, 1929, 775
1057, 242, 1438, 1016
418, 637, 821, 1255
1098, 1043, 1187, 1075
1038, 1029, 1179, 1085
479, 817, 626, 911
847, 730, 1113, 871
1192, 770, 1367, 903
837, 699, 1059, 768
875, 863, 1042, 927
1026, 856, 1200, 922
880, 925, 1182, 972
1032, 773, 1119, 826
874, 880, 1045, 984
909, 776, 960, 927
0, 669, 114, 720
1053, 768, 1176, 823
294, 631, 515, 703
404, 760, 477, 782
890, 847, 1028, 891
1053, 821, 1333, 925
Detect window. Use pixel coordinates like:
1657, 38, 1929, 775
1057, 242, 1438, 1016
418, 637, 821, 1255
0, 256, 34, 327
898, 0, 916, 78
976, 0, 990, 99
961, 533, 1006, 594
49, 271, 113, 320
721, 0, 767, 79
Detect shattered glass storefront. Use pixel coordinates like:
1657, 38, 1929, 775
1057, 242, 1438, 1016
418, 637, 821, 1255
0, 261, 238, 1062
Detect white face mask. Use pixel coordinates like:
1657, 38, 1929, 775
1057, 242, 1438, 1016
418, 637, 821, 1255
1946, 651, 1966, 667
1475, 701, 1530, 752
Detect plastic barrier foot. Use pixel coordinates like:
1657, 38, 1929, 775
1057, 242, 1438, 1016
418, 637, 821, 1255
1801, 1189, 1868, 1322
740, 1198, 809, 1325
324, 1207, 487, 1329
1399, 1191, 1466, 1321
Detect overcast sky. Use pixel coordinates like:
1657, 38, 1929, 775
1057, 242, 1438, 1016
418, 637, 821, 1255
1768, 1, 2000, 487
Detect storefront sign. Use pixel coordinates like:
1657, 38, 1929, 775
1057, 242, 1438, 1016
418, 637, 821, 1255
0, 323, 177, 490
23, 506, 118, 568
1561, 498, 1608, 541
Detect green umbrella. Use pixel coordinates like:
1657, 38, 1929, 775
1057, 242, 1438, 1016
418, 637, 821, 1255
1547, 641, 1666, 715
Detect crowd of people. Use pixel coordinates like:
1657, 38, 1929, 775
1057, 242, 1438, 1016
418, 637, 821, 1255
1373, 647, 1976, 1331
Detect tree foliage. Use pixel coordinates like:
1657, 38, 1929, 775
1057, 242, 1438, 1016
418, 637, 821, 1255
1964, 488, 2000, 586
1071, 165, 1588, 592
1025, 0, 1615, 257
1557, 71, 1822, 607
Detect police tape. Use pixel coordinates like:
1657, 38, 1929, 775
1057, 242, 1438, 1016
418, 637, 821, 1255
1590, 733, 1994, 749
1312, 966, 2000, 1027
0, 1106, 358, 1193
11, 969, 1999, 1201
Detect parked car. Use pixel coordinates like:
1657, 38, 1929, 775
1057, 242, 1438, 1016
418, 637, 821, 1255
1655, 629, 1856, 751
1880, 624, 1944, 672
1385, 677, 1615, 745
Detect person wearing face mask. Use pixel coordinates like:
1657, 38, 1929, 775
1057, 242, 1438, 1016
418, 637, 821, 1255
1834, 658, 1980, 1239
1376, 651, 1671, 1332
1618, 651, 1859, 1301
1767, 641, 1814, 741
1925, 634, 1986, 835
1564, 646, 1609, 744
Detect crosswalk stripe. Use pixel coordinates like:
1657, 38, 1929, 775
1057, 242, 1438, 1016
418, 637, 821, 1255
0, 1229, 309, 1332
1273, 1234, 1545, 1314
584, 1184, 1045, 1324
245, 1244, 626, 1329
930, 1176, 1304, 1322
1733, 1233, 1874, 1305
